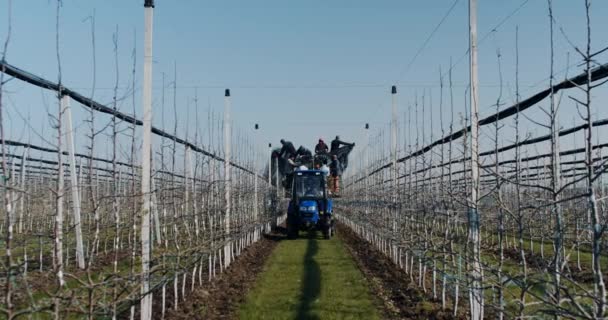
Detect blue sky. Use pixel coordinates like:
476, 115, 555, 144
1, 0, 608, 167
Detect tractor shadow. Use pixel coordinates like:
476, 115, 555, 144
296, 233, 321, 320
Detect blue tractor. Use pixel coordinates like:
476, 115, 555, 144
287, 170, 334, 239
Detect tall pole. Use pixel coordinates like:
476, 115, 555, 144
365, 123, 370, 215
468, 0, 483, 318
253, 124, 259, 220
268, 143, 272, 186
391, 86, 398, 233
275, 156, 280, 199
224, 88, 232, 267
186, 146, 196, 237
140, 1, 154, 319
62, 96, 85, 270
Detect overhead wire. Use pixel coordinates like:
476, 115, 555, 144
357, 0, 462, 137
394, 0, 461, 85
440, 0, 532, 79
359, 0, 533, 150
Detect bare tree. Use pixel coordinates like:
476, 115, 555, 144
0, 0, 13, 317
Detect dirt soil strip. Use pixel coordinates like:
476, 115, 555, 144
338, 223, 466, 320
160, 230, 283, 320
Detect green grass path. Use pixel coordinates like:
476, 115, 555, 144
239, 232, 381, 320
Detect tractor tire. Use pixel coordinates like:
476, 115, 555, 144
322, 216, 333, 239
287, 223, 298, 239
323, 224, 331, 239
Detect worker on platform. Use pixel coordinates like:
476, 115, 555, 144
329, 155, 343, 194
280, 139, 297, 158
296, 145, 312, 158
315, 138, 329, 154
330, 135, 354, 152
320, 161, 330, 177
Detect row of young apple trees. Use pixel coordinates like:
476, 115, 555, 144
340, 1, 608, 319
0, 1, 282, 319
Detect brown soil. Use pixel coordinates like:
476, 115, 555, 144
158, 229, 284, 320
338, 223, 467, 320
152, 222, 471, 320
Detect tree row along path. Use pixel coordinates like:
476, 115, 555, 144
239, 231, 381, 320
168, 223, 461, 319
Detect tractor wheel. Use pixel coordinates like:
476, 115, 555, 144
322, 217, 334, 239
287, 222, 298, 239
323, 224, 331, 239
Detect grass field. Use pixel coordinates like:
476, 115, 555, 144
239, 231, 381, 320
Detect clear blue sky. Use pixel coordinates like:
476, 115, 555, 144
1, 0, 608, 164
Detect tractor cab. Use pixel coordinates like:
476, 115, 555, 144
293, 170, 325, 199
287, 170, 334, 239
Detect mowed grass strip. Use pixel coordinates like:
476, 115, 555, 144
239, 232, 380, 320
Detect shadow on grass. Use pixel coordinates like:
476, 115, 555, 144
296, 233, 321, 320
